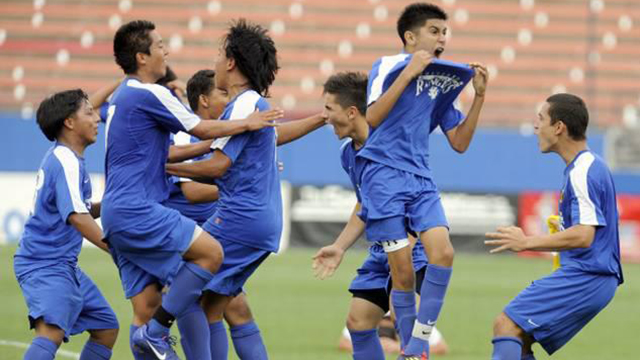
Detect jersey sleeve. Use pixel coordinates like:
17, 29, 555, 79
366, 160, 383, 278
569, 167, 607, 227
131, 81, 201, 134
367, 54, 410, 106
52, 148, 89, 222
436, 104, 464, 133
99, 102, 109, 123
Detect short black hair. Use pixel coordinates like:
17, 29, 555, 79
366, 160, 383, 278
113, 20, 155, 74
187, 69, 216, 112
546, 93, 589, 141
156, 65, 177, 87
223, 19, 278, 97
397, 2, 448, 45
323, 72, 368, 115
36, 89, 88, 142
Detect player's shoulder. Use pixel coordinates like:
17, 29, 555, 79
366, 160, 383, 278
340, 138, 354, 155
569, 151, 612, 189
47, 145, 80, 172
228, 90, 264, 119
119, 78, 173, 101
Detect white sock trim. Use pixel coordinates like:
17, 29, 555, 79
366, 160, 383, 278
380, 238, 410, 253
411, 320, 433, 341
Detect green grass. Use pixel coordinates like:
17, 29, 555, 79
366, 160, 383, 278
1, 245, 638, 359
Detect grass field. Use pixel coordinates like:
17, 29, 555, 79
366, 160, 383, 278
1, 245, 638, 360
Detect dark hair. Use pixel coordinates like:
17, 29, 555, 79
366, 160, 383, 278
223, 19, 278, 97
397, 3, 448, 45
113, 20, 155, 74
546, 93, 589, 141
156, 65, 177, 87
36, 89, 88, 141
323, 72, 368, 115
187, 69, 216, 111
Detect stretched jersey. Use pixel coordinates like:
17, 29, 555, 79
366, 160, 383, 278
360, 56, 473, 178
203, 90, 282, 252
101, 77, 201, 233
164, 132, 217, 225
15, 144, 91, 276
558, 150, 623, 284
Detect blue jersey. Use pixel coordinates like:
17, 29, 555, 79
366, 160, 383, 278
164, 132, 217, 225
203, 90, 282, 252
340, 139, 366, 203
15, 144, 92, 276
558, 150, 623, 284
101, 77, 201, 234
360, 55, 473, 178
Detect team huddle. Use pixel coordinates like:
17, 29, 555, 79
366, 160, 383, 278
13, 2, 623, 360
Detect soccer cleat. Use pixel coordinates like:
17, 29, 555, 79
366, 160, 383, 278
132, 324, 180, 360
397, 351, 428, 360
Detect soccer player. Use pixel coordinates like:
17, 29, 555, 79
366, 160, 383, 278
359, 3, 488, 358
14, 89, 119, 360
166, 19, 325, 360
102, 20, 282, 360
313, 72, 447, 360
485, 93, 623, 360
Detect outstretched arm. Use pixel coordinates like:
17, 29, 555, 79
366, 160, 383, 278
68, 213, 109, 253
180, 181, 219, 203
189, 109, 284, 140
276, 113, 326, 146
444, 63, 488, 153
312, 203, 364, 279
166, 150, 232, 183
485, 224, 595, 253
168, 139, 214, 163
367, 50, 433, 128
89, 79, 121, 109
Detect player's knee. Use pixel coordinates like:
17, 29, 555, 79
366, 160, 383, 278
224, 298, 254, 326
88, 328, 119, 349
430, 243, 455, 267
493, 312, 522, 338
346, 312, 376, 332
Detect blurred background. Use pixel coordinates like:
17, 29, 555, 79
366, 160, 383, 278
0, 0, 639, 359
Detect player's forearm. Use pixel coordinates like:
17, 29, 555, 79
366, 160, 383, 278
334, 204, 365, 251
366, 73, 413, 128
166, 159, 225, 181
168, 140, 213, 163
276, 114, 326, 146
449, 94, 485, 153
89, 79, 121, 109
180, 182, 220, 203
190, 119, 253, 140
68, 213, 109, 253
89, 202, 101, 219
525, 225, 595, 252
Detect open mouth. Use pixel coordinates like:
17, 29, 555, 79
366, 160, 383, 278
434, 48, 444, 57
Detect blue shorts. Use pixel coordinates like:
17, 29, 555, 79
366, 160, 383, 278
17, 265, 118, 341
349, 243, 428, 292
360, 161, 448, 242
504, 267, 618, 355
106, 205, 197, 297
204, 238, 270, 297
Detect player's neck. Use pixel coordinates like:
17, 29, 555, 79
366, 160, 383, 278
57, 134, 86, 157
350, 118, 369, 149
226, 72, 251, 99
129, 70, 158, 84
556, 140, 588, 165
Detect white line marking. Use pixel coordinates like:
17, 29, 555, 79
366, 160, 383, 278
0, 339, 80, 359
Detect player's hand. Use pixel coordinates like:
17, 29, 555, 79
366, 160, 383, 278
469, 62, 488, 97
484, 226, 529, 253
166, 79, 187, 99
244, 109, 284, 131
546, 215, 561, 233
401, 50, 433, 80
312, 244, 345, 279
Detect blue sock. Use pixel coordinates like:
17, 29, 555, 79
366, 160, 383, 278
149, 262, 213, 338
521, 353, 536, 360
209, 321, 229, 360
391, 289, 416, 349
130, 325, 155, 360
23, 337, 57, 360
349, 329, 385, 360
492, 336, 523, 360
80, 340, 112, 360
405, 264, 452, 356
230, 321, 268, 360
177, 302, 210, 360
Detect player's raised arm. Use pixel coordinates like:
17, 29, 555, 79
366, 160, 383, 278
485, 224, 595, 254
313, 203, 365, 279
89, 78, 121, 109
276, 113, 326, 146
444, 62, 488, 153
189, 109, 283, 140
366, 51, 432, 128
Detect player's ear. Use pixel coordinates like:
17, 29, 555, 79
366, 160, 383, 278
199, 94, 209, 109
404, 30, 416, 46
227, 57, 236, 71
136, 52, 147, 68
63, 116, 75, 131
554, 120, 566, 136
